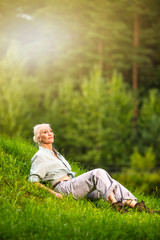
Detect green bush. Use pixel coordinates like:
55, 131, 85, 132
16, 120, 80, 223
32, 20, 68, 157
113, 170, 160, 195
131, 146, 156, 171
113, 147, 159, 194
49, 69, 135, 169
137, 89, 160, 164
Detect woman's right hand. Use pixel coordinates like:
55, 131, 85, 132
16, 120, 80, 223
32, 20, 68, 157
55, 193, 63, 199
49, 189, 63, 199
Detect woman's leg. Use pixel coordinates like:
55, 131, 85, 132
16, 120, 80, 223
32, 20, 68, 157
86, 190, 117, 204
107, 192, 117, 204
125, 200, 137, 208
54, 168, 137, 204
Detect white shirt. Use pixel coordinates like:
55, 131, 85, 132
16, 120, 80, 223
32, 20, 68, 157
28, 146, 75, 187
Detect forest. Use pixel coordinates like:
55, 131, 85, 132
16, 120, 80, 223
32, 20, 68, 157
0, 0, 160, 193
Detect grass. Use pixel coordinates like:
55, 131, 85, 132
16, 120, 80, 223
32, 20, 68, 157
0, 136, 160, 240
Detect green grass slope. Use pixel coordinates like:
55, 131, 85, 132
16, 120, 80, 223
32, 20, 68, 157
0, 136, 160, 240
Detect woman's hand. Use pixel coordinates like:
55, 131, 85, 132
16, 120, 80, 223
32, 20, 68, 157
49, 189, 63, 199
54, 192, 63, 199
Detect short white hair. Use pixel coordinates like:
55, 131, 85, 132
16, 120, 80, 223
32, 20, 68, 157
33, 123, 51, 145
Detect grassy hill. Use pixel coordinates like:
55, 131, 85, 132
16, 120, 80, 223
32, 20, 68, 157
0, 136, 160, 240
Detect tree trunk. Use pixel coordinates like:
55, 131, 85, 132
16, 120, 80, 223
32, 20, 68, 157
98, 40, 103, 70
132, 13, 139, 119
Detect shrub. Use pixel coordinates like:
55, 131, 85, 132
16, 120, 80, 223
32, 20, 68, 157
137, 89, 160, 165
112, 147, 159, 194
49, 69, 135, 170
131, 146, 156, 171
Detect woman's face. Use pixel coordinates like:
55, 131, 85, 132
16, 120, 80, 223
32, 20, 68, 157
38, 126, 54, 144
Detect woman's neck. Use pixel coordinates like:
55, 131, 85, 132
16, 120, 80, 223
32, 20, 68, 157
41, 143, 53, 151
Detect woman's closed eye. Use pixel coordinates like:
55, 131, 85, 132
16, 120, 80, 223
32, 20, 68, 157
43, 131, 47, 134
42, 130, 53, 134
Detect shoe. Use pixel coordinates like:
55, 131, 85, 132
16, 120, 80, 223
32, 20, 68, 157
134, 200, 160, 214
112, 201, 128, 213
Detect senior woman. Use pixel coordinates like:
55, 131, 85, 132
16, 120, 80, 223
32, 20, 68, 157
28, 123, 158, 214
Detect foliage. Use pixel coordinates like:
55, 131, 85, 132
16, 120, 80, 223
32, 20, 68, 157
112, 147, 159, 194
0, 136, 160, 240
48, 69, 134, 169
1, 43, 160, 174
0, 42, 41, 136
0, 45, 135, 170
0, 0, 160, 175
113, 170, 160, 195
0, 0, 160, 91
137, 89, 160, 161
131, 147, 156, 171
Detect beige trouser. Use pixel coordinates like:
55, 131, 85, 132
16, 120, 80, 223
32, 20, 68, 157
54, 168, 137, 203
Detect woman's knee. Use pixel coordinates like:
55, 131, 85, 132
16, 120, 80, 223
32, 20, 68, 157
93, 168, 106, 177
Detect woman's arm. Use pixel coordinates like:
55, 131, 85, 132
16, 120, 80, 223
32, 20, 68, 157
33, 182, 63, 199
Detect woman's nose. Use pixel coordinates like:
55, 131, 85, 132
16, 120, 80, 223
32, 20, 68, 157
48, 131, 53, 136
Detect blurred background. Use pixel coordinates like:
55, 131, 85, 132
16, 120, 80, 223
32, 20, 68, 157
0, 0, 160, 194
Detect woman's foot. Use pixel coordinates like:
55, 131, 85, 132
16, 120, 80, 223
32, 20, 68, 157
134, 200, 160, 214
112, 201, 128, 213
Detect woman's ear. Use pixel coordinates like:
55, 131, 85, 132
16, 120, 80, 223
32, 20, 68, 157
37, 135, 41, 142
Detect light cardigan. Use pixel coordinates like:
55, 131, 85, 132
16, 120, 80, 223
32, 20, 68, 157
28, 146, 75, 187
